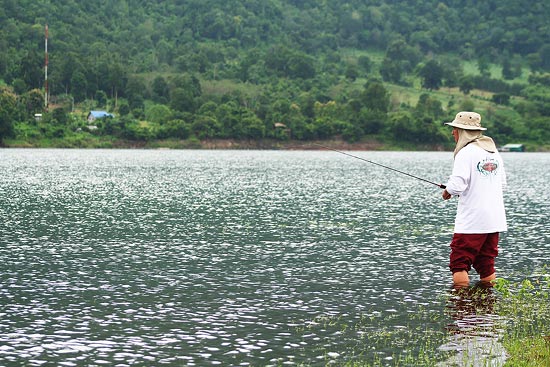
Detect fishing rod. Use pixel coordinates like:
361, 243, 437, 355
314, 143, 446, 189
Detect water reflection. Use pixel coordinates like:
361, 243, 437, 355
0, 149, 548, 366
439, 283, 507, 366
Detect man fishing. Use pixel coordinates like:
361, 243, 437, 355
442, 111, 507, 288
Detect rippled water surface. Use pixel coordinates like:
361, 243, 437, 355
1, 149, 548, 366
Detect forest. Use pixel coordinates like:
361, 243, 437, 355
1, 0, 550, 150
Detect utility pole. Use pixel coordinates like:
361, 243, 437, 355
45, 24, 49, 110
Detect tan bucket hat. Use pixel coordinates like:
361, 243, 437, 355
445, 111, 486, 131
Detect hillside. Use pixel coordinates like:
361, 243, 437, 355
1, 0, 550, 150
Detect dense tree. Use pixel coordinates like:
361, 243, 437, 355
492, 93, 511, 105
20, 89, 44, 115
501, 58, 515, 80
385, 39, 422, 71
459, 76, 475, 95
125, 76, 148, 110
520, 85, 550, 116
70, 71, 88, 102
170, 74, 202, 98
357, 109, 385, 134
415, 94, 443, 119
240, 111, 265, 138
158, 119, 191, 140
151, 76, 170, 104
380, 58, 404, 85
287, 53, 316, 79
419, 60, 444, 90
0, 87, 18, 141
192, 115, 222, 139
18, 50, 42, 90
170, 88, 196, 113
388, 111, 446, 144
107, 62, 128, 102
477, 57, 491, 78
1, 1, 549, 147
537, 44, 550, 71
94, 90, 108, 109
345, 64, 360, 81
145, 105, 173, 125
357, 55, 372, 74
51, 107, 69, 125
118, 101, 130, 116
361, 81, 390, 113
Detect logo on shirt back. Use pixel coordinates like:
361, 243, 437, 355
477, 158, 499, 176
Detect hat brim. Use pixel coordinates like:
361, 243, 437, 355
445, 121, 487, 131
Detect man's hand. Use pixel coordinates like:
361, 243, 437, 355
442, 189, 452, 200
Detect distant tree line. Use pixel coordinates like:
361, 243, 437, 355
1, 0, 550, 147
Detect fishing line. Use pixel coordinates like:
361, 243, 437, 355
314, 143, 446, 189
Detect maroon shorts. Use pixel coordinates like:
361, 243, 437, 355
449, 233, 499, 279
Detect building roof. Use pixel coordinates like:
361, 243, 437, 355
88, 110, 114, 118
499, 143, 525, 152
501, 144, 524, 148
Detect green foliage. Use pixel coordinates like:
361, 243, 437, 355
51, 107, 69, 125
361, 81, 390, 113
418, 60, 444, 90
20, 89, 44, 115
157, 119, 191, 140
492, 93, 511, 105
528, 73, 550, 87
121, 120, 155, 141
388, 111, 446, 144
0, 87, 19, 141
458, 99, 476, 112
525, 116, 550, 144
380, 58, 405, 85
493, 271, 550, 366
240, 112, 265, 139
117, 101, 131, 116
70, 71, 88, 102
520, 85, 550, 116
357, 55, 373, 74
415, 94, 444, 119
170, 88, 196, 113
13, 121, 43, 141
94, 91, 108, 109
192, 115, 222, 139
145, 104, 173, 125
1, 1, 550, 148
151, 76, 170, 104
459, 76, 475, 95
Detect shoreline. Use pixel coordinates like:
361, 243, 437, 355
3, 137, 548, 152
1, 137, 453, 151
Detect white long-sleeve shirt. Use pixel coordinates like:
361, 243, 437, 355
445, 144, 507, 234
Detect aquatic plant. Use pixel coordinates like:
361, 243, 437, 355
493, 271, 550, 366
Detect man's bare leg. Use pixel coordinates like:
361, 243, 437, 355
480, 272, 496, 286
452, 270, 469, 288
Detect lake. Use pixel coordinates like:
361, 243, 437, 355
0, 149, 548, 366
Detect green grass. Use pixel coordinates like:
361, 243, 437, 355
341, 48, 386, 64
504, 337, 550, 366
462, 60, 530, 84
494, 275, 550, 366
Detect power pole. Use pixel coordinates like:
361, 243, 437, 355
45, 24, 49, 110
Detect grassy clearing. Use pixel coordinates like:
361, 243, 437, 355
462, 60, 530, 84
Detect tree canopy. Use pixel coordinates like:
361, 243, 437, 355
1, 0, 550, 149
